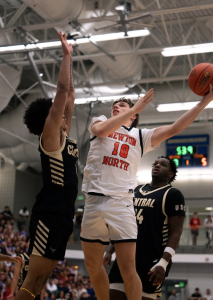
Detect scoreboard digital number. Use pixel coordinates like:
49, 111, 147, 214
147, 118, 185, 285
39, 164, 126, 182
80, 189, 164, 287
166, 134, 209, 168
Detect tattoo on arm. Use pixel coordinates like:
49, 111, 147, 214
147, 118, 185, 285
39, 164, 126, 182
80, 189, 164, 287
70, 60, 74, 91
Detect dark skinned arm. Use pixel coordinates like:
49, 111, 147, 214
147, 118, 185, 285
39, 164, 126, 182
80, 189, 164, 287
42, 32, 72, 152
148, 215, 185, 286
7, 261, 22, 300
64, 57, 75, 135
103, 244, 115, 267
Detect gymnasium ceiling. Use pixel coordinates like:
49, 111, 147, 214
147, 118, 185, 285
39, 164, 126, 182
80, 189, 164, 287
0, 0, 213, 170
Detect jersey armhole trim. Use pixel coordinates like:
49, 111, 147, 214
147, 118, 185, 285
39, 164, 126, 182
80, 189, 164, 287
90, 136, 97, 142
162, 187, 173, 219
39, 133, 66, 155
139, 129, 143, 157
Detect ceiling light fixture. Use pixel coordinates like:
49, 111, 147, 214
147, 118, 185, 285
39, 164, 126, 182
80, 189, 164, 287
115, 5, 125, 10
157, 101, 213, 112
205, 207, 213, 211
162, 43, 213, 57
0, 29, 150, 54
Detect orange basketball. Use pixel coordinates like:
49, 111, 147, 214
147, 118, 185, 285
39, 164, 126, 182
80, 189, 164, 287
188, 63, 213, 96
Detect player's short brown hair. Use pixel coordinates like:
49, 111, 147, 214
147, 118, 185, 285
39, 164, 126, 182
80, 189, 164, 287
112, 97, 140, 128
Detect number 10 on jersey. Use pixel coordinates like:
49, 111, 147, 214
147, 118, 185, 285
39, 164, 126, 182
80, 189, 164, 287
112, 142, 129, 158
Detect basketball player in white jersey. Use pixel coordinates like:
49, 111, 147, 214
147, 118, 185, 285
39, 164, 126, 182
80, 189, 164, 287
80, 86, 213, 299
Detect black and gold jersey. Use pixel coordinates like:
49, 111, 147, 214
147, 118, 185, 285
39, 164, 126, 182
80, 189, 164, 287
134, 184, 185, 260
32, 134, 78, 218
17, 253, 29, 289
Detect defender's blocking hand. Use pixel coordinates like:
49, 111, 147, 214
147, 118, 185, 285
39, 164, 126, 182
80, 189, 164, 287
58, 31, 73, 55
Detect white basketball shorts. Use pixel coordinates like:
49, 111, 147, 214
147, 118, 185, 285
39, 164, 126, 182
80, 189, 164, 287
80, 194, 137, 244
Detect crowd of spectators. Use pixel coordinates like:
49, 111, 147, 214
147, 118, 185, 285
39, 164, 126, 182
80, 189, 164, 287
0, 205, 212, 300
0, 205, 96, 300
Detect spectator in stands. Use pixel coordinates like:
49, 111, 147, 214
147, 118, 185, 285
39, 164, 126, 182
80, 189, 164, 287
189, 212, 201, 247
76, 283, 89, 300
3, 277, 11, 300
2, 206, 13, 219
50, 293, 56, 300
56, 290, 66, 300
58, 279, 66, 293
0, 242, 9, 256
18, 226, 27, 238
191, 288, 202, 300
86, 280, 95, 299
47, 277, 58, 295
18, 207, 29, 219
204, 215, 213, 248
17, 207, 29, 231
0, 272, 5, 300
168, 289, 177, 300
43, 291, 51, 300
203, 289, 213, 300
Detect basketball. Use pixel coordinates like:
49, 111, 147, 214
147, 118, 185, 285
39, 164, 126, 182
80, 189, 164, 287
188, 63, 213, 96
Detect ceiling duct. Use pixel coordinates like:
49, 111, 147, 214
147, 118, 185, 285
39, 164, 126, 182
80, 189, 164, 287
22, 0, 142, 93
0, 0, 143, 169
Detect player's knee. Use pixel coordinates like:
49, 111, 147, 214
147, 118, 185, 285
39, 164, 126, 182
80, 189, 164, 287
119, 263, 136, 282
84, 257, 100, 274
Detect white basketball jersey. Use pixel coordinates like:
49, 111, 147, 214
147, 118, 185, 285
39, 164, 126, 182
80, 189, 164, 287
82, 115, 158, 198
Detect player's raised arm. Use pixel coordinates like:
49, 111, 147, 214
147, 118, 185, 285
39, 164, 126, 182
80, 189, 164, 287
151, 84, 213, 147
91, 89, 154, 137
63, 46, 75, 135
43, 32, 72, 137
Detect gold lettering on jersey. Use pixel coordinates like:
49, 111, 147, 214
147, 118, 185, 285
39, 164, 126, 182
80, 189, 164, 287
67, 145, 79, 158
102, 156, 130, 171
141, 199, 147, 206
134, 198, 140, 206
150, 199, 155, 207
134, 198, 155, 208
146, 199, 152, 207
108, 132, 136, 146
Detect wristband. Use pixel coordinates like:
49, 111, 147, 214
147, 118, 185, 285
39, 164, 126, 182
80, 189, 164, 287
164, 247, 175, 257
150, 258, 168, 272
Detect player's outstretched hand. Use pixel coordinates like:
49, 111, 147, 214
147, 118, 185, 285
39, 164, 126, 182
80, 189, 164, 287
7, 294, 14, 300
13, 256, 24, 267
103, 252, 112, 267
201, 84, 213, 104
148, 265, 165, 286
58, 31, 73, 55
132, 88, 154, 115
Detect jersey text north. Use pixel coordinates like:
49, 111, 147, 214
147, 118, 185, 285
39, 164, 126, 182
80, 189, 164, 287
102, 156, 130, 171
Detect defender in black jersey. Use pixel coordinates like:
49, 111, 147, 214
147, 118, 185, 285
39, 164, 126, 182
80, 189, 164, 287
15, 33, 78, 300
105, 156, 185, 300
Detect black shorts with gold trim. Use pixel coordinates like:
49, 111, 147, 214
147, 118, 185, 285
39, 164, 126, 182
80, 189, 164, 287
28, 213, 73, 261
109, 256, 172, 297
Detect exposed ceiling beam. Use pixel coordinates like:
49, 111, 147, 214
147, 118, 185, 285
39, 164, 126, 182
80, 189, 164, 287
0, 47, 164, 65
162, 23, 195, 77
0, 4, 213, 34
5, 3, 28, 27
16, 75, 189, 94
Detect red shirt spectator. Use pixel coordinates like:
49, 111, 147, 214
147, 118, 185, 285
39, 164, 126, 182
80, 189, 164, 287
190, 213, 201, 231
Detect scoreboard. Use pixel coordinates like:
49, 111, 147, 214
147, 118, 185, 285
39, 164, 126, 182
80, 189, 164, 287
166, 134, 209, 167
